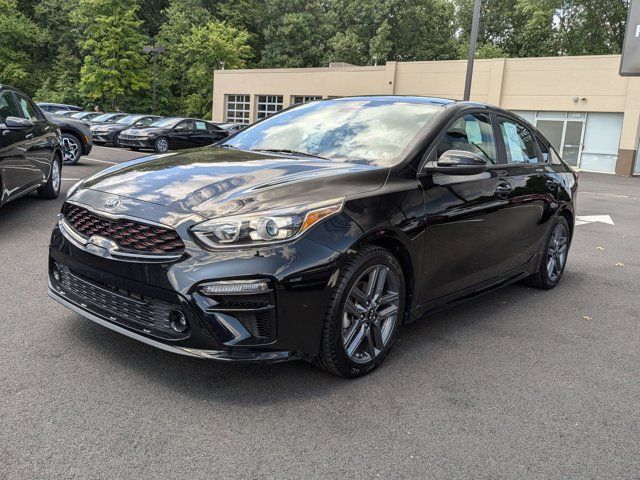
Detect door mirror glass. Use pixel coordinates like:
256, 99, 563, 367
4, 116, 34, 129
433, 150, 487, 175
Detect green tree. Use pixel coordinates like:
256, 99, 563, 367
259, 0, 336, 67
72, 0, 150, 109
0, 0, 44, 93
181, 20, 252, 116
33, 45, 83, 104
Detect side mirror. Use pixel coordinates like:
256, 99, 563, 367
430, 150, 487, 175
3, 117, 34, 129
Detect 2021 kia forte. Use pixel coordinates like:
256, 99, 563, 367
48, 96, 577, 377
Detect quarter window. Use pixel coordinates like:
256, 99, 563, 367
437, 113, 497, 164
256, 95, 283, 120
499, 118, 540, 164
225, 94, 250, 123
291, 95, 322, 105
0, 92, 20, 121
15, 94, 40, 121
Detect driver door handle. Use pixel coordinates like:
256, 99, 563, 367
495, 182, 513, 198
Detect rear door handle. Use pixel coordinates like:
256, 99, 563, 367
495, 182, 513, 197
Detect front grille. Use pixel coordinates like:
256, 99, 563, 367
56, 265, 187, 340
63, 203, 184, 255
208, 293, 276, 344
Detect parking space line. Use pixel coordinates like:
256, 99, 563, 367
62, 178, 81, 181
83, 157, 117, 165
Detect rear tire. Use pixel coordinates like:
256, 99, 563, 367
315, 246, 405, 378
38, 156, 62, 199
527, 216, 570, 290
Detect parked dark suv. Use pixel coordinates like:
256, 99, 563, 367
1, 85, 63, 207
48, 97, 577, 377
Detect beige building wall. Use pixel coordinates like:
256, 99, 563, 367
212, 55, 640, 176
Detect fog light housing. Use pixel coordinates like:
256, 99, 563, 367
52, 264, 60, 282
169, 310, 188, 333
200, 279, 270, 296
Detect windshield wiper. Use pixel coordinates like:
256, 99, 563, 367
251, 148, 328, 160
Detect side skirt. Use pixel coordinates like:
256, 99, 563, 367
406, 253, 541, 323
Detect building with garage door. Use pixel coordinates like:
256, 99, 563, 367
212, 55, 640, 176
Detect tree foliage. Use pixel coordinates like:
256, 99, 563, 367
2, 0, 632, 116
72, 0, 150, 110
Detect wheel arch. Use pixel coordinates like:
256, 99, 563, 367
558, 208, 574, 241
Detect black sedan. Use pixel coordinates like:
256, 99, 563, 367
89, 114, 161, 147
1, 85, 63, 207
48, 96, 577, 377
118, 117, 230, 153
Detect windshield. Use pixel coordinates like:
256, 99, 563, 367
151, 117, 182, 128
220, 99, 444, 166
92, 113, 118, 122
116, 115, 141, 125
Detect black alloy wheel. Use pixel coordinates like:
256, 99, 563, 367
528, 216, 570, 289
316, 246, 405, 378
61, 133, 81, 165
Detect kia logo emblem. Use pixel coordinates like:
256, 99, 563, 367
103, 199, 121, 208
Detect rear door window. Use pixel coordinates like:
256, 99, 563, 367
436, 113, 497, 164
194, 121, 208, 131
498, 117, 540, 164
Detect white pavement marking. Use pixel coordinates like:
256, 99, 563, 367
575, 215, 615, 226
581, 192, 639, 201
82, 157, 117, 165
62, 178, 81, 181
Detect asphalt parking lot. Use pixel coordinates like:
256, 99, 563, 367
1, 146, 639, 479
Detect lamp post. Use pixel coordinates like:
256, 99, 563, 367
143, 45, 165, 114
463, 0, 482, 101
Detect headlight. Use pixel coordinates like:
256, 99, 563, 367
191, 198, 344, 249
66, 179, 84, 199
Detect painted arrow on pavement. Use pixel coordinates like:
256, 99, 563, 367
575, 215, 615, 226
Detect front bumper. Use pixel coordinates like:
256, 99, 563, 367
48, 196, 347, 361
48, 286, 297, 362
118, 137, 154, 148
91, 131, 117, 143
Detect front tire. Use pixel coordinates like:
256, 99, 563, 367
38, 156, 62, 199
61, 133, 81, 165
316, 246, 406, 378
527, 216, 570, 290
154, 136, 169, 153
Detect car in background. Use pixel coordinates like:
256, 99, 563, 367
89, 113, 128, 125
119, 117, 230, 153
218, 122, 247, 133
44, 112, 93, 165
70, 111, 103, 123
1, 85, 63, 207
53, 110, 78, 117
37, 102, 83, 113
90, 114, 161, 147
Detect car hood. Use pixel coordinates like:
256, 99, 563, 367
79, 147, 389, 219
